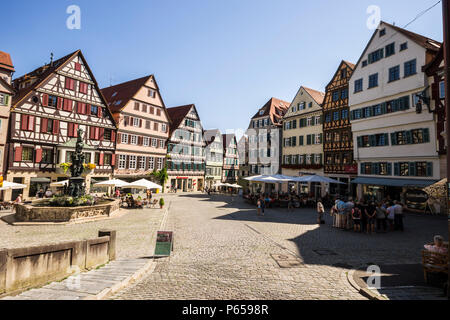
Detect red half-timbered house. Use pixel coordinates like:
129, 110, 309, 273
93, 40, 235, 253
6, 50, 117, 200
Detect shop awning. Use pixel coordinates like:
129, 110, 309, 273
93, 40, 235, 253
351, 177, 438, 188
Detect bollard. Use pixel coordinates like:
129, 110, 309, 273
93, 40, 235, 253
98, 230, 116, 261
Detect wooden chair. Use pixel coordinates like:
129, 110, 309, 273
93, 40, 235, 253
422, 242, 449, 284
150, 199, 158, 208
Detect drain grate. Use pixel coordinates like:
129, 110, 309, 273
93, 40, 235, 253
313, 249, 338, 256
271, 254, 305, 268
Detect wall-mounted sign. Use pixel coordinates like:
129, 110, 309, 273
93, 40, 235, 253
154, 231, 173, 256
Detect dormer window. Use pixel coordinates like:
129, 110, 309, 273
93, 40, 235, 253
379, 28, 386, 37
259, 110, 264, 116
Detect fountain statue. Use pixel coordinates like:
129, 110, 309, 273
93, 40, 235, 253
67, 127, 86, 198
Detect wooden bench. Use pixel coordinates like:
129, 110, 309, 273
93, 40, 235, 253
422, 242, 448, 284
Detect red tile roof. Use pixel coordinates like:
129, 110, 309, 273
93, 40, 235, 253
101, 75, 152, 113
12, 50, 79, 107
303, 86, 325, 105
0, 51, 14, 72
167, 104, 195, 135
383, 21, 441, 52
251, 97, 290, 126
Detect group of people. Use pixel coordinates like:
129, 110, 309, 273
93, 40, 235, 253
320, 197, 406, 234
35, 188, 53, 199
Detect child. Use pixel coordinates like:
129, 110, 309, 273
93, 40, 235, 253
352, 205, 362, 232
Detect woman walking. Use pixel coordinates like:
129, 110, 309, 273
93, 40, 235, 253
317, 199, 325, 225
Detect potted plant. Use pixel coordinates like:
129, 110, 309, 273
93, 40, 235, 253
159, 198, 165, 209
136, 196, 143, 207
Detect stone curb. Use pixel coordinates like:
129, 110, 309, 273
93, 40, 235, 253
347, 269, 386, 300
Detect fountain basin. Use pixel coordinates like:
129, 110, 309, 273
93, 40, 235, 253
14, 199, 120, 223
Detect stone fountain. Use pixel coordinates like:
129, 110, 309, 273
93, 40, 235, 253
67, 127, 86, 198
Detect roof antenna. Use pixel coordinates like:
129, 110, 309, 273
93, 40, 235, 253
50, 52, 54, 66
392, 21, 396, 26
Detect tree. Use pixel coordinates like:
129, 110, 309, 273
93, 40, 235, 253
151, 167, 168, 193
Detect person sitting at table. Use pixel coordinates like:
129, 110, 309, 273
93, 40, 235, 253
424, 235, 448, 254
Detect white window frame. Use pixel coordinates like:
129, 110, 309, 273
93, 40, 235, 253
130, 135, 138, 145
139, 156, 146, 170
157, 158, 163, 170
315, 154, 321, 164
315, 134, 321, 145
143, 137, 150, 146
151, 138, 157, 147
129, 155, 137, 169
315, 117, 320, 126
133, 117, 140, 127
118, 155, 126, 169
307, 117, 312, 126
148, 157, 155, 170
159, 140, 165, 148
162, 124, 167, 132
121, 133, 129, 144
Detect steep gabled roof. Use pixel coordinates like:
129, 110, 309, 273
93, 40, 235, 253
251, 97, 290, 125
204, 129, 222, 146
101, 75, 152, 113
383, 21, 441, 52
423, 46, 444, 75
12, 50, 78, 106
222, 134, 236, 149
0, 51, 15, 72
324, 60, 355, 90
353, 21, 441, 71
303, 86, 325, 105
167, 104, 195, 135
0, 77, 13, 94
11, 50, 118, 127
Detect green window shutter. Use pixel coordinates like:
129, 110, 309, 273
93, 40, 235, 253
387, 163, 392, 175
311, 116, 315, 125
426, 162, 433, 177
311, 154, 315, 165
423, 128, 430, 143
4, 95, 9, 105
299, 136, 304, 146
293, 119, 297, 129
369, 135, 376, 147
357, 136, 363, 148
319, 154, 323, 165
409, 162, 416, 176
303, 155, 307, 165
381, 102, 387, 114
405, 131, 412, 144
319, 133, 323, 144
361, 163, 365, 175
394, 163, 400, 176
391, 132, 397, 145
404, 96, 410, 109
292, 136, 297, 146
307, 135, 312, 145
384, 133, 389, 146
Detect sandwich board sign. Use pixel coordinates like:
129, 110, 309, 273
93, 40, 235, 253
154, 231, 173, 256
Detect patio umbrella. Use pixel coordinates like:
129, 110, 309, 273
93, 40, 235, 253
294, 175, 345, 184
229, 184, 243, 188
50, 180, 69, 187
93, 178, 129, 188
0, 181, 27, 191
125, 179, 162, 191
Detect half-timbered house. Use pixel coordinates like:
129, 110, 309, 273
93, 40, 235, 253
6, 50, 117, 200
166, 105, 206, 192
0, 51, 15, 178
101, 75, 170, 181
322, 60, 356, 197
222, 134, 239, 183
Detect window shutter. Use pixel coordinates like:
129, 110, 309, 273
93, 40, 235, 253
28, 116, 35, 131
405, 131, 412, 144
307, 135, 311, 145
41, 118, 48, 133
300, 136, 304, 146
391, 133, 397, 145
14, 146, 23, 162
97, 107, 102, 118
369, 135, 376, 147
111, 154, 116, 166
423, 128, 430, 143
311, 154, 315, 165
21, 115, 29, 130
426, 163, 433, 177
68, 123, 74, 137
319, 154, 323, 165
394, 163, 400, 176
360, 163, 365, 174
111, 130, 116, 142
387, 163, 392, 175
35, 148, 43, 163
57, 97, 63, 110
99, 152, 104, 166
431, 82, 439, 100
42, 94, 49, 107
139, 119, 142, 128
319, 133, 323, 144
125, 155, 129, 169
99, 128, 104, 141
409, 162, 416, 177
124, 116, 129, 126
53, 120, 60, 135
357, 136, 363, 148
117, 133, 121, 144
95, 127, 100, 140
384, 133, 389, 146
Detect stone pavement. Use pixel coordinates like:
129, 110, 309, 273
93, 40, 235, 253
112, 194, 448, 300
1, 258, 154, 300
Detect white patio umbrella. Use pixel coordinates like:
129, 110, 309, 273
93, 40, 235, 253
93, 178, 129, 188
229, 184, 243, 188
0, 181, 27, 191
294, 175, 346, 184
212, 182, 225, 188
50, 180, 69, 187
125, 179, 162, 191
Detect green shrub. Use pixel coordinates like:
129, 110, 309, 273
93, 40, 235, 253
159, 198, 165, 206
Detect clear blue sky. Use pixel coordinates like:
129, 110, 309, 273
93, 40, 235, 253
1, 0, 444, 136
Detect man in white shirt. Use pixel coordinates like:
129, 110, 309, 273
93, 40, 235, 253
393, 200, 404, 231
